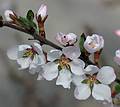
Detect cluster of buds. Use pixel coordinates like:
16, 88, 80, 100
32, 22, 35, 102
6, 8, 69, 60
1, 3, 120, 105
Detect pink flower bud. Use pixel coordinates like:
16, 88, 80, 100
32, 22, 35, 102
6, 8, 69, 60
37, 4, 47, 20
56, 32, 77, 46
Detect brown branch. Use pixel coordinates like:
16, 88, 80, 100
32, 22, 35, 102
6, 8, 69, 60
2, 21, 62, 50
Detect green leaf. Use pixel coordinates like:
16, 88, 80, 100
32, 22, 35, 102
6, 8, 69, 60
115, 84, 120, 93
18, 17, 37, 30
26, 10, 34, 21
79, 33, 86, 53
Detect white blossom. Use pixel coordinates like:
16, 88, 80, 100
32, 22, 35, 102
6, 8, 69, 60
37, 4, 47, 20
73, 65, 116, 102
7, 42, 46, 76
114, 49, 120, 65
56, 32, 77, 46
41, 46, 85, 89
4, 10, 15, 21
84, 34, 104, 53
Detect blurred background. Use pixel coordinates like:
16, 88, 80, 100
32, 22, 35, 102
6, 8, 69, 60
0, 0, 120, 107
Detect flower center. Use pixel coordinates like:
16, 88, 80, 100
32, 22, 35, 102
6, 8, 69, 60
87, 75, 97, 87
23, 48, 38, 59
58, 55, 70, 69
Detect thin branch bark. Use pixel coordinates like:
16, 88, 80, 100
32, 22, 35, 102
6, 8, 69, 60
2, 21, 62, 50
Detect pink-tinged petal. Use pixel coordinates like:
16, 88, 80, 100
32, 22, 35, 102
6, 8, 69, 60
7, 46, 18, 60
56, 32, 68, 46
37, 4, 47, 19
66, 33, 77, 45
84, 65, 99, 75
62, 46, 81, 60
42, 62, 58, 81
56, 69, 72, 89
69, 59, 85, 75
32, 42, 43, 55
47, 49, 62, 62
4, 10, 14, 21
74, 84, 91, 100
92, 84, 112, 102
97, 66, 116, 84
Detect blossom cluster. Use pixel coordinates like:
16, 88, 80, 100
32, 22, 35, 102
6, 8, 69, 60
3, 4, 120, 104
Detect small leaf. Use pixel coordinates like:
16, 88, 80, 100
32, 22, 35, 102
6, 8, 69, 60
79, 33, 86, 53
26, 10, 34, 21
115, 84, 120, 93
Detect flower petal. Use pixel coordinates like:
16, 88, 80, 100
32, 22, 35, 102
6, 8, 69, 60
97, 66, 116, 84
7, 46, 18, 60
74, 84, 91, 100
4, 10, 14, 21
62, 46, 81, 60
72, 75, 87, 86
92, 84, 112, 102
56, 69, 72, 89
84, 65, 99, 75
47, 49, 62, 62
66, 33, 77, 45
37, 4, 47, 19
18, 45, 31, 51
114, 56, 120, 65
69, 59, 85, 75
32, 42, 43, 55
17, 57, 32, 70
42, 62, 58, 81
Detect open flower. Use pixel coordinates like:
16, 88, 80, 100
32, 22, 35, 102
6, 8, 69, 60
73, 65, 116, 102
40, 46, 85, 89
37, 4, 47, 20
84, 34, 104, 53
114, 49, 120, 65
56, 32, 77, 46
4, 10, 16, 21
7, 42, 46, 75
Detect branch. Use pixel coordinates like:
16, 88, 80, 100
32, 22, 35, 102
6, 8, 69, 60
2, 21, 62, 50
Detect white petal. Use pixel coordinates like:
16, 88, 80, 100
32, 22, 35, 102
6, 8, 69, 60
92, 84, 112, 102
7, 46, 18, 60
72, 75, 87, 86
74, 84, 91, 100
32, 42, 43, 55
114, 56, 120, 65
85, 65, 99, 75
42, 62, 58, 81
56, 69, 72, 89
18, 45, 31, 51
66, 33, 77, 45
4, 10, 14, 21
97, 66, 116, 84
47, 49, 62, 62
17, 57, 32, 70
62, 46, 81, 60
37, 4, 47, 19
37, 74, 43, 80
69, 59, 85, 75
33, 54, 45, 65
